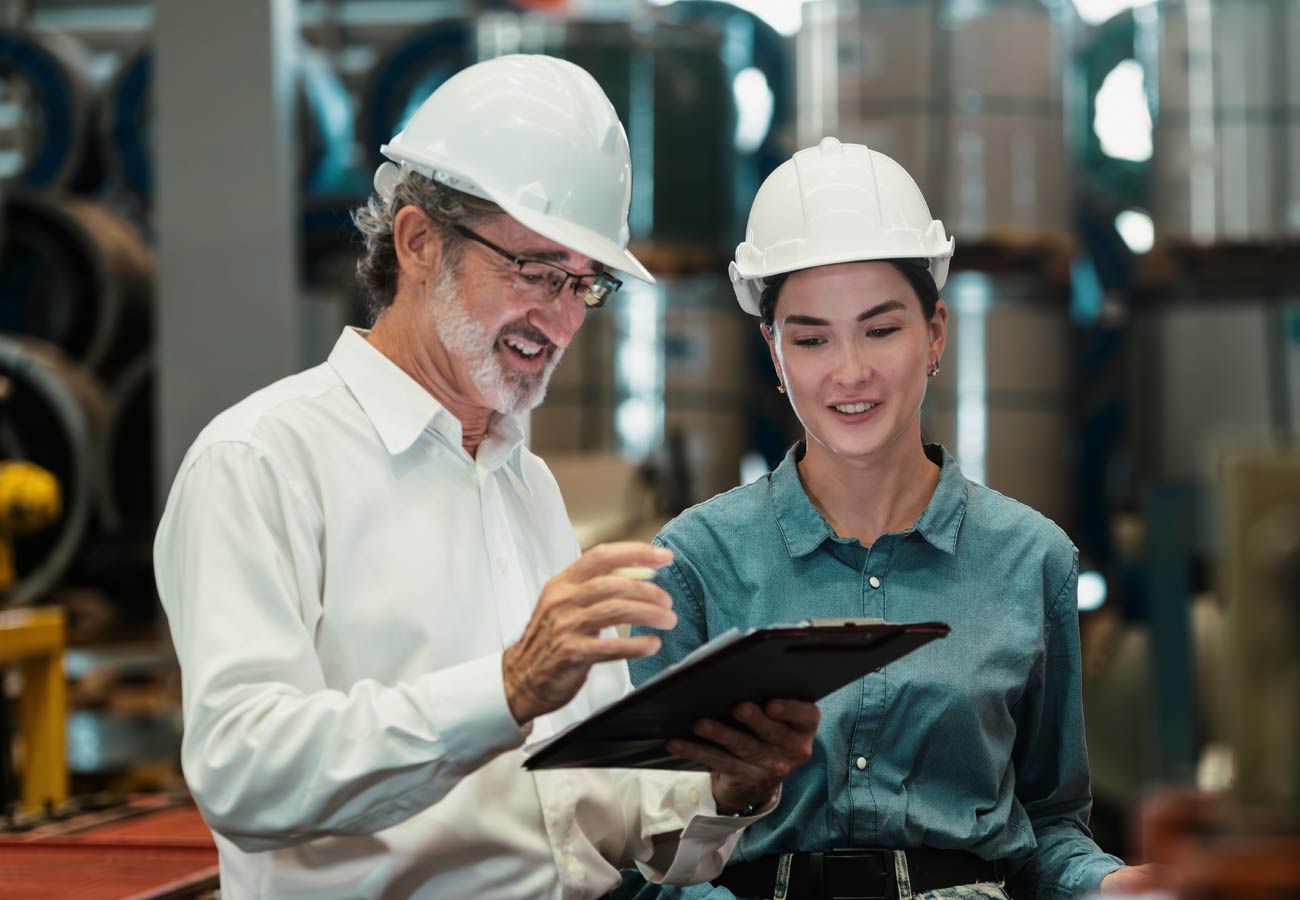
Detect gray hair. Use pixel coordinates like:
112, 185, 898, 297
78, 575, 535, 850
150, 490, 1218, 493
351, 170, 501, 320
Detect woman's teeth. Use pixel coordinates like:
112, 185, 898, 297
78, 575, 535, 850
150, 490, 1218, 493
834, 402, 876, 414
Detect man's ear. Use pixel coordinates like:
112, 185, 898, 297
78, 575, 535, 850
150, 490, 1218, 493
393, 205, 444, 286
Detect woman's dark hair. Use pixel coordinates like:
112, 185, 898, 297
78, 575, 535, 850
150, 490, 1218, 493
758, 259, 940, 330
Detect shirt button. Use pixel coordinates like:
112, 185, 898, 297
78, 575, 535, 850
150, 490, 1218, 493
855, 756, 867, 770
497, 557, 508, 574
688, 788, 700, 804
868, 576, 881, 589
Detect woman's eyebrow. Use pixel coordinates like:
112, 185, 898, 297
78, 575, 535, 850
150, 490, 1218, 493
783, 299, 907, 327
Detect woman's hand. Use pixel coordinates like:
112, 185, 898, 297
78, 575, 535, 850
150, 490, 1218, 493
667, 699, 820, 815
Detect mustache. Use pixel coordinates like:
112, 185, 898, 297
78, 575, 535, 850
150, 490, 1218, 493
497, 323, 557, 353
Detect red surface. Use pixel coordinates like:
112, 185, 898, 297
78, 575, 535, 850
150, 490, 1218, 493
0, 843, 218, 900
76, 807, 215, 848
0, 804, 218, 898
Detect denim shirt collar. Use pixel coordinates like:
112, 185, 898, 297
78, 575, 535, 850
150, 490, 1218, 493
770, 442, 968, 558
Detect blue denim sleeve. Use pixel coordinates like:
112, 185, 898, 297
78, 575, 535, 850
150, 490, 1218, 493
628, 535, 711, 689
1008, 548, 1124, 899
621, 539, 739, 899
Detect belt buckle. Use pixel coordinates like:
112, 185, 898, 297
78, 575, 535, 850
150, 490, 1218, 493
823, 848, 895, 900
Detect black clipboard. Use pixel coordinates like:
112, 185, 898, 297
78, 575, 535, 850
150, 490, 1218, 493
523, 618, 949, 770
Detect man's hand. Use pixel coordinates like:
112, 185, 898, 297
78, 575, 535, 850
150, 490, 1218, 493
667, 700, 820, 815
1100, 864, 1164, 893
503, 542, 676, 726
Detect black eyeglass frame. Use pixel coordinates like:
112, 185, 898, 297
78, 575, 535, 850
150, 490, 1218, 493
451, 224, 623, 309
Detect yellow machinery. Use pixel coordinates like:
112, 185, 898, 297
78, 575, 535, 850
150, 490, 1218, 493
0, 460, 63, 591
0, 452, 68, 815
0, 606, 67, 814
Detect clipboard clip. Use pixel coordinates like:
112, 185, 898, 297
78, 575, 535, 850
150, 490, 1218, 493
801, 617, 886, 628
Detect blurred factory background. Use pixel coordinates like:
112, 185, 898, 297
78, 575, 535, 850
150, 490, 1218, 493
0, 0, 1296, 897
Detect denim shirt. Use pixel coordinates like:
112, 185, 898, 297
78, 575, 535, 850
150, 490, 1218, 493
625, 443, 1124, 899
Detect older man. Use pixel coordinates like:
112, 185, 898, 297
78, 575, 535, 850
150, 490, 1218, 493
154, 55, 818, 899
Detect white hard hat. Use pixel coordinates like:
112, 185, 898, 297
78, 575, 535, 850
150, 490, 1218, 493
730, 137, 954, 316
373, 54, 653, 284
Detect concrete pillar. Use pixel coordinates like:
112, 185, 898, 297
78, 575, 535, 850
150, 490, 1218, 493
155, 0, 300, 493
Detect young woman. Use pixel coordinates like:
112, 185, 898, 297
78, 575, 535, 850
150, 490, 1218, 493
620, 138, 1158, 900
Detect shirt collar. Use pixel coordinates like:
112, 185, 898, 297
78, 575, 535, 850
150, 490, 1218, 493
770, 442, 968, 558
770, 443, 836, 558
911, 444, 968, 555
327, 327, 525, 465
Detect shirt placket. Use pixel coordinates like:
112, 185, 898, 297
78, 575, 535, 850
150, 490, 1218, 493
850, 536, 894, 847
478, 464, 533, 653
478, 460, 580, 895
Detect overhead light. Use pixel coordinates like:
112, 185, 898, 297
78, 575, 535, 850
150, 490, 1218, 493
1078, 570, 1108, 611
733, 67, 774, 153
1115, 209, 1155, 254
1094, 59, 1152, 163
1071, 0, 1157, 27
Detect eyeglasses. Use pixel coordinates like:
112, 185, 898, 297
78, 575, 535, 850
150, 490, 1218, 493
452, 224, 623, 309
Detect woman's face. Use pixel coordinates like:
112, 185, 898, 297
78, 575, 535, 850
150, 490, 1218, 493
764, 261, 947, 464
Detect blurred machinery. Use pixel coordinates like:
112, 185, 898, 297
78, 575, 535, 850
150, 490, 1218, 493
0, 336, 107, 610
1118, 446, 1300, 900
0, 360, 70, 821
797, 0, 1076, 240
1077, 443, 1300, 894
1145, 0, 1300, 243
1219, 447, 1300, 818
0, 606, 68, 818
0, 27, 102, 192
0, 459, 61, 593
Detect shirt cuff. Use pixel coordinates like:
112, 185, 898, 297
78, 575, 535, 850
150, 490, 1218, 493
414, 651, 527, 769
651, 785, 782, 885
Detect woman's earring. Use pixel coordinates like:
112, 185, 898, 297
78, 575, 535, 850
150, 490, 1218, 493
926, 361, 941, 378
777, 383, 787, 394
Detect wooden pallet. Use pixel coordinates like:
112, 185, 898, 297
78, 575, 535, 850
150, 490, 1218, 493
949, 231, 1075, 285
627, 241, 733, 277
1152, 239, 1300, 280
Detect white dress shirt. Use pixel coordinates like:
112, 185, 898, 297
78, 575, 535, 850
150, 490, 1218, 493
154, 328, 760, 900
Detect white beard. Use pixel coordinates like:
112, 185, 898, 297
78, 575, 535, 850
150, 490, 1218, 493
428, 268, 565, 416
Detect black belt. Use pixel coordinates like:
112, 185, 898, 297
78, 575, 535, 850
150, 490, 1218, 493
714, 848, 1003, 900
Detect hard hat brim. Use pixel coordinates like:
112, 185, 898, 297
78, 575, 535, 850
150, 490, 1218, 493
730, 242, 955, 317
732, 240, 954, 285
496, 196, 655, 285
376, 154, 655, 285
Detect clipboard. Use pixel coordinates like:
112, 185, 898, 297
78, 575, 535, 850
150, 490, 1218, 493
523, 618, 949, 770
